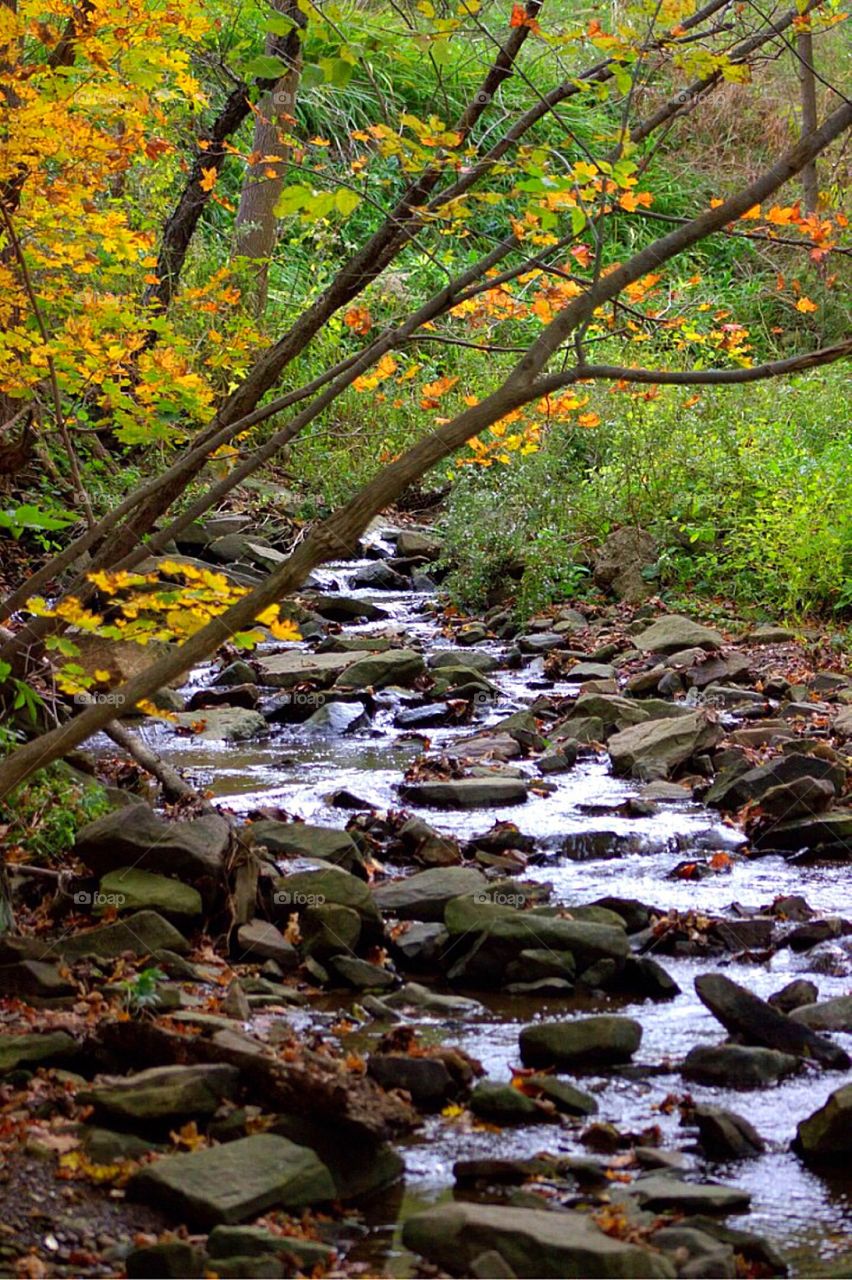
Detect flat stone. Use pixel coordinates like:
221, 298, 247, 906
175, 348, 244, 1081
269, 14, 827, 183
527, 1075, 597, 1116
302, 700, 368, 733
754, 810, 852, 855
206, 1226, 333, 1268
0, 1031, 78, 1073
130, 1133, 335, 1226
172, 708, 268, 741
329, 955, 397, 989
59, 910, 189, 960
373, 867, 487, 922
0, 960, 75, 1001
469, 1081, 550, 1124
75, 809, 230, 880
633, 616, 723, 654
402, 1201, 675, 1278
682, 1044, 799, 1088
98, 868, 202, 918
429, 648, 498, 672
651, 1226, 736, 1278
246, 820, 360, 869
257, 649, 371, 688
519, 1016, 642, 1069
628, 1174, 750, 1214
79, 1065, 239, 1121
399, 777, 528, 808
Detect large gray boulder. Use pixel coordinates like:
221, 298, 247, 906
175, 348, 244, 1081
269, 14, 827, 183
272, 866, 381, 928
626, 1175, 750, 1215
373, 867, 487, 922
790, 996, 852, 1032
256, 650, 372, 688
58, 910, 189, 960
694, 973, 849, 1069
75, 809, 229, 879
682, 1044, 798, 1088
0, 1031, 79, 1074
79, 1065, 239, 1121
795, 1083, 852, 1161
633, 616, 723, 654
334, 648, 425, 689
608, 713, 722, 779
519, 1016, 642, 1069
130, 1133, 335, 1226
593, 528, 657, 604
402, 1201, 675, 1278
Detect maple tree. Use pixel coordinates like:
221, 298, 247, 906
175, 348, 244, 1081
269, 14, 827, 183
0, 0, 848, 796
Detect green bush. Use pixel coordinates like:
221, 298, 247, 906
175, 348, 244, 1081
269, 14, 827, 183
0, 730, 111, 862
440, 366, 851, 618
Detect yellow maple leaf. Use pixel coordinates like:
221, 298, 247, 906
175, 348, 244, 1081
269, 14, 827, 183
795, 296, 817, 313
199, 166, 217, 192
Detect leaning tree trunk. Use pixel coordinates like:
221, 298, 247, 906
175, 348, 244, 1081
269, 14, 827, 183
233, 0, 303, 314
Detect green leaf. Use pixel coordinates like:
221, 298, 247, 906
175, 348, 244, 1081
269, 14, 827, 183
319, 56, 354, 86
570, 206, 587, 234
265, 14, 297, 35
243, 54, 290, 79
334, 188, 361, 215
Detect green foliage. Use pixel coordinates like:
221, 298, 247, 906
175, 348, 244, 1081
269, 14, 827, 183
115, 966, 166, 1013
440, 366, 851, 618
0, 732, 111, 861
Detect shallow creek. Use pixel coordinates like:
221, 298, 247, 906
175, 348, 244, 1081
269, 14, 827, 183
112, 533, 851, 1276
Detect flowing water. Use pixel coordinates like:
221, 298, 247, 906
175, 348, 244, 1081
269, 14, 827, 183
126, 530, 852, 1276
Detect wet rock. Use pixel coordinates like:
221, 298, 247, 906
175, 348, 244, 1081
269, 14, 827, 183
368, 1053, 456, 1108
350, 561, 409, 590
633, 616, 723, 654
693, 1106, 765, 1160
395, 701, 452, 729
75, 809, 230, 879
302, 700, 368, 733
519, 1016, 642, 1069
386, 982, 484, 1015
221, 979, 251, 1020
82, 1126, 162, 1162
215, 660, 258, 687
334, 648, 425, 689
754, 810, 852, 858
0, 1031, 78, 1074
130, 1133, 336, 1226
504, 948, 576, 984
706, 752, 843, 811
395, 528, 443, 558
399, 776, 528, 808
236, 920, 299, 969
390, 921, 448, 968
794, 1082, 852, 1161
402, 1201, 676, 1278
518, 632, 566, 653
301, 592, 388, 622
172, 707, 268, 741
694, 972, 850, 1069
398, 816, 461, 867
682, 1045, 799, 1088
186, 683, 260, 712
782, 916, 850, 951
651, 1226, 736, 1278
97, 868, 202, 918
527, 1075, 597, 1116
592, 896, 652, 933
125, 1241, 205, 1279
790, 995, 852, 1032
246, 820, 360, 870
329, 955, 397, 989
453, 732, 521, 762
300, 904, 361, 959
429, 648, 498, 672
684, 653, 752, 690
626, 1174, 751, 1215
592, 528, 657, 603
78, 1064, 239, 1121
709, 918, 773, 952
470, 1081, 553, 1124
257, 649, 371, 688
430, 665, 499, 697
609, 713, 722, 780
272, 866, 381, 928
60, 910, 189, 960
617, 955, 681, 1000
373, 866, 487, 921
678, 1219, 788, 1277
205, 1226, 333, 1269
565, 692, 652, 733
538, 746, 578, 774
768, 979, 818, 1013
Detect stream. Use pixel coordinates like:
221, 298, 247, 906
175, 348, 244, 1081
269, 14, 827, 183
125, 526, 852, 1277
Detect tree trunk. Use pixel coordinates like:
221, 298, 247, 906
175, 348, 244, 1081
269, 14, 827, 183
797, 30, 819, 212
233, 0, 303, 314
